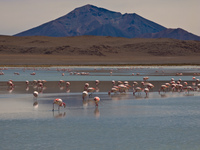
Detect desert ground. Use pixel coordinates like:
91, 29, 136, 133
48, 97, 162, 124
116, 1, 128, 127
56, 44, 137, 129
0, 35, 200, 66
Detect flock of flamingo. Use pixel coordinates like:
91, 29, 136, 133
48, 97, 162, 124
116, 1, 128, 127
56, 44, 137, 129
5, 76, 200, 112
2, 67, 200, 112
30, 79, 101, 111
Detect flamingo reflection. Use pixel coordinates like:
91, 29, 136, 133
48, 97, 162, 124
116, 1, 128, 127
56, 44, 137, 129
53, 112, 66, 118
94, 107, 100, 118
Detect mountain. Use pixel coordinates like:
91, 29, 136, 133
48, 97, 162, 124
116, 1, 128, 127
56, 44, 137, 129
14, 4, 200, 40
137, 28, 200, 41
15, 4, 166, 38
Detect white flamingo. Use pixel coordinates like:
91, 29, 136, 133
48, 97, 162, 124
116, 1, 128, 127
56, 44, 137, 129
33, 91, 38, 98
144, 88, 149, 97
82, 91, 88, 100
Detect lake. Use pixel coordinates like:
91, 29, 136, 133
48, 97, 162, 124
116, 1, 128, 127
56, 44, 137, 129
0, 66, 200, 150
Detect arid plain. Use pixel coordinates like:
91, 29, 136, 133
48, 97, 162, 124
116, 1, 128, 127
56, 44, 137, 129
0, 35, 200, 66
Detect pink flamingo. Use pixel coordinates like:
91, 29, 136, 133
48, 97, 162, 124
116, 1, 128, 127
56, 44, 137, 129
159, 85, 167, 94
94, 97, 100, 107
108, 87, 119, 95
30, 72, 36, 75
133, 87, 142, 95
87, 87, 96, 96
118, 84, 128, 93
7, 80, 14, 88
52, 98, 66, 111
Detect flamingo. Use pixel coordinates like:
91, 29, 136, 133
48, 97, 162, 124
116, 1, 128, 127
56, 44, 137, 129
58, 80, 65, 86
144, 88, 149, 97
159, 85, 167, 94
165, 83, 171, 90
94, 97, 100, 107
38, 82, 43, 89
108, 87, 119, 95
95, 80, 100, 86
33, 80, 37, 86
66, 82, 70, 87
111, 80, 115, 86
118, 84, 128, 93
87, 87, 96, 96
52, 98, 66, 111
7, 80, 14, 92
33, 91, 38, 98
25, 80, 29, 86
186, 86, 193, 93
197, 83, 200, 91
82, 91, 88, 100
133, 87, 142, 95
133, 81, 138, 87
30, 72, 36, 75
14, 72, 20, 75
143, 77, 149, 81
84, 82, 89, 91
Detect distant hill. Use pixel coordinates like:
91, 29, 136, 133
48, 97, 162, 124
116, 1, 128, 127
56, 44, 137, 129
137, 28, 200, 41
14, 4, 200, 41
1, 35, 200, 65
1, 35, 200, 56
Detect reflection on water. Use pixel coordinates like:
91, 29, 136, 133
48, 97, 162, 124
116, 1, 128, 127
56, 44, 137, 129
94, 107, 100, 118
1, 91, 200, 150
53, 111, 66, 118
1, 66, 200, 150
33, 101, 39, 109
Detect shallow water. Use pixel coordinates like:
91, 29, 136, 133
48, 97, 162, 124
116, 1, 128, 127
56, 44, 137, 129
0, 66, 200, 81
1, 66, 200, 150
1, 92, 200, 150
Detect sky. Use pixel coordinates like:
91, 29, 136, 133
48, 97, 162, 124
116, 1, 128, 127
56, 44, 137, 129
0, 0, 199, 36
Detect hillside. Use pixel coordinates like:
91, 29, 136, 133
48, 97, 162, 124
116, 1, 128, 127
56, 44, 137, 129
0, 35, 200, 65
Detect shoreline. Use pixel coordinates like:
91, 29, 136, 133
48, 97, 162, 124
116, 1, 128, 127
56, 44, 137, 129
1, 64, 200, 67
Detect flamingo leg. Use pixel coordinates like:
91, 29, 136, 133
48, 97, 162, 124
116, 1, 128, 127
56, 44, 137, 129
52, 103, 55, 111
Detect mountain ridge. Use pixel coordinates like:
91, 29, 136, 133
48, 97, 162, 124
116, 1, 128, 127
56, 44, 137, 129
14, 4, 200, 40
15, 4, 166, 38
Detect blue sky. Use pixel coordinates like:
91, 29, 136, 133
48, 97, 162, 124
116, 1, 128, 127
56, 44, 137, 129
0, 0, 199, 36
